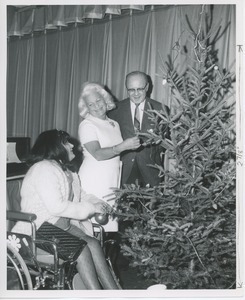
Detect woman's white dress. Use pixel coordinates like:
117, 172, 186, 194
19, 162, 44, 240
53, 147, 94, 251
78, 114, 123, 232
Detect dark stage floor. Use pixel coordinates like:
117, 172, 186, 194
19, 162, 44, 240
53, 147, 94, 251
113, 249, 155, 290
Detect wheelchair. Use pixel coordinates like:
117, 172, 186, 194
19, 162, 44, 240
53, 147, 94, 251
7, 210, 121, 290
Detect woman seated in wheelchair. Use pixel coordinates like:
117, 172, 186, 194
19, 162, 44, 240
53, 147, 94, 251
11, 129, 120, 289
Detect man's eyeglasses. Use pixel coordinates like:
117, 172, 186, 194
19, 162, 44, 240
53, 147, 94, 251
127, 83, 148, 94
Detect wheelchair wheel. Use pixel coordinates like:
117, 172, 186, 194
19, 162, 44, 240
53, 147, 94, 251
7, 243, 33, 290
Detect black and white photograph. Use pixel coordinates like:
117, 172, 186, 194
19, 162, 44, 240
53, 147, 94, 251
0, 0, 244, 299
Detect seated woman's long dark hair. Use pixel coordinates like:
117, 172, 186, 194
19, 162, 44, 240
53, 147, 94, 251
27, 129, 73, 171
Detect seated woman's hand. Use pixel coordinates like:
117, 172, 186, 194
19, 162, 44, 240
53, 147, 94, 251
93, 201, 112, 225
93, 201, 112, 215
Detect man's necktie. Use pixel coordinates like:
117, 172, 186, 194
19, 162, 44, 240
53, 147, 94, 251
134, 103, 140, 132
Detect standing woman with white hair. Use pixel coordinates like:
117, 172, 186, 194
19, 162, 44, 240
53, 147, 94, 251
78, 82, 140, 234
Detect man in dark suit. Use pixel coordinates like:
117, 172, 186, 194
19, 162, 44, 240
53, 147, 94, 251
108, 71, 164, 187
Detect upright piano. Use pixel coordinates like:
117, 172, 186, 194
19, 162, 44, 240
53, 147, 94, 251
7, 137, 31, 180
6, 137, 31, 215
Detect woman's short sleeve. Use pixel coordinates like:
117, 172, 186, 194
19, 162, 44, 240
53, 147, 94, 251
78, 121, 98, 144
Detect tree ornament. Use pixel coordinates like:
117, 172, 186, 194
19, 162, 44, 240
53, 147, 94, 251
94, 213, 109, 225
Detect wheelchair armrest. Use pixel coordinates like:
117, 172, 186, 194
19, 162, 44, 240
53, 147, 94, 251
7, 210, 37, 222
7, 211, 37, 254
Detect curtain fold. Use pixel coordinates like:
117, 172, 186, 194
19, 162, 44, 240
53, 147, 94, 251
7, 5, 146, 36
66, 27, 81, 134
7, 5, 235, 144
101, 21, 113, 88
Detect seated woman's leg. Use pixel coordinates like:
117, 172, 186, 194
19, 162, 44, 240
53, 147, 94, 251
76, 246, 101, 289
81, 234, 119, 289
68, 224, 119, 289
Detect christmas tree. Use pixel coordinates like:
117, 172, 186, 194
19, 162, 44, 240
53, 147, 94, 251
113, 6, 236, 289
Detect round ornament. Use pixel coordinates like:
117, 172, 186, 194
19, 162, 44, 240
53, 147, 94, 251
94, 213, 109, 225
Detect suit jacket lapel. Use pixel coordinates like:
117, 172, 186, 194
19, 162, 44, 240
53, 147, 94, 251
124, 98, 134, 128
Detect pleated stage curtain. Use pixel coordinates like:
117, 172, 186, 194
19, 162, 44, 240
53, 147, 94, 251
6, 5, 235, 144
